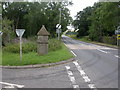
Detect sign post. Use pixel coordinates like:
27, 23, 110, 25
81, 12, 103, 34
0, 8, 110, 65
16, 29, 25, 61
56, 24, 61, 40
0, 31, 3, 48
115, 26, 120, 46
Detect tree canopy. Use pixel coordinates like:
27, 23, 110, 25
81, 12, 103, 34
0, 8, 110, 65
73, 2, 120, 42
2, 2, 72, 38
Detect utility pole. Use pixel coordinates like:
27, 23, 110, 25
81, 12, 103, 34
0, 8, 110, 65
58, 8, 61, 40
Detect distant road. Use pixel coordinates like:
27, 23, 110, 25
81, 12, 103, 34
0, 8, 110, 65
1, 35, 118, 89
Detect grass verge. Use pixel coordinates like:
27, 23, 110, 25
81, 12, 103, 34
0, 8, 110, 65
68, 35, 118, 48
2, 43, 74, 66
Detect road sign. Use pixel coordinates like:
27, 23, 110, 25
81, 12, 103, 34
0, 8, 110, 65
115, 26, 120, 34
117, 34, 120, 39
16, 29, 25, 37
16, 29, 25, 61
0, 31, 3, 35
56, 29, 61, 34
56, 24, 61, 29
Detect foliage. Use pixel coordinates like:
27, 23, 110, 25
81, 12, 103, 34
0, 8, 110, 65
2, 2, 72, 38
3, 42, 37, 53
73, 2, 120, 44
72, 6, 93, 37
3, 39, 62, 53
48, 39, 62, 51
2, 43, 74, 66
2, 18, 15, 45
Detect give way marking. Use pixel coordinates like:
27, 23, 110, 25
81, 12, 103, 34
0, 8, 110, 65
0, 81, 24, 88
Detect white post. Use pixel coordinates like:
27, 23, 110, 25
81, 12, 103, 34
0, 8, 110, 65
16, 29, 25, 61
20, 36, 22, 61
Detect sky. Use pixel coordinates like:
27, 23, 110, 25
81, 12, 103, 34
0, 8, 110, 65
67, 0, 99, 20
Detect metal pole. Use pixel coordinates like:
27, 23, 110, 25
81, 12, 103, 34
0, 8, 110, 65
58, 32, 60, 40
117, 38, 118, 46
20, 36, 22, 61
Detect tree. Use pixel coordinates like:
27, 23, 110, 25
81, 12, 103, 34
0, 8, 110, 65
72, 6, 93, 37
2, 18, 14, 45
89, 2, 120, 41
2, 2, 72, 38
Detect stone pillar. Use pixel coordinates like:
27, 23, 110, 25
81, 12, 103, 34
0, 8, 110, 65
37, 25, 50, 55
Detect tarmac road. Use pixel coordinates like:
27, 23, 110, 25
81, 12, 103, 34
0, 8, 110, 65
1, 35, 118, 89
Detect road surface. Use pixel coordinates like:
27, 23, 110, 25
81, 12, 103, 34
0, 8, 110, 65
1, 35, 118, 89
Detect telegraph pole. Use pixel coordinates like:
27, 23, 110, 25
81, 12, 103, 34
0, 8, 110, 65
58, 8, 61, 40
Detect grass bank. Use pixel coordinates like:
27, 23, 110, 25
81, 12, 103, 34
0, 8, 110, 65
68, 35, 118, 48
2, 43, 74, 66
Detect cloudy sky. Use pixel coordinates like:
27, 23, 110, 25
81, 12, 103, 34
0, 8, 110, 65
67, 0, 99, 20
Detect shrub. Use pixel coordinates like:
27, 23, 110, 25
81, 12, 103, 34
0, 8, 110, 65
48, 39, 62, 51
102, 36, 117, 45
3, 39, 62, 53
3, 42, 37, 53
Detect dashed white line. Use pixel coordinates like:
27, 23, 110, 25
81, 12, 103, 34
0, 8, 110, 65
73, 85, 79, 88
0, 82, 24, 88
78, 70, 85, 76
65, 65, 79, 88
73, 61, 97, 89
88, 84, 96, 89
71, 51, 77, 56
65, 66, 70, 70
115, 55, 120, 58
67, 71, 73, 76
68, 76, 76, 84
82, 76, 91, 82
97, 49, 108, 54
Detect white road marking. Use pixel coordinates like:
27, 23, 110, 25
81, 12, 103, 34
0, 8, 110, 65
4, 85, 15, 88
65, 66, 70, 70
73, 85, 79, 88
115, 55, 120, 58
73, 61, 97, 89
88, 84, 96, 89
71, 51, 77, 56
67, 71, 73, 76
82, 76, 91, 82
97, 49, 108, 54
78, 70, 86, 76
65, 66, 79, 88
68, 76, 76, 84
73, 61, 79, 66
64, 43, 68, 47
0, 82, 24, 88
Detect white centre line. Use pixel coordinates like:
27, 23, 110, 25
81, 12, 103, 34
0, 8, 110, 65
97, 49, 108, 54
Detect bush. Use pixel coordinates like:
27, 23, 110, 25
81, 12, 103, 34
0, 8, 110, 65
3, 42, 37, 53
48, 39, 62, 51
102, 36, 117, 45
3, 39, 62, 53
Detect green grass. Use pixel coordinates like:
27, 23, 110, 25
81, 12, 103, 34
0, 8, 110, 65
2, 43, 74, 66
68, 35, 118, 48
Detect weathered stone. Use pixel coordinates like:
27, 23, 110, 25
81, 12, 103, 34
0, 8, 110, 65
37, 25, 50, 55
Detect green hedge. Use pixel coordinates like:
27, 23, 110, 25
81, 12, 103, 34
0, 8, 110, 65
3, 39, 62, 53
48, 39, 62, 51
3, 42, 37, 53
102, 36, 117, 45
